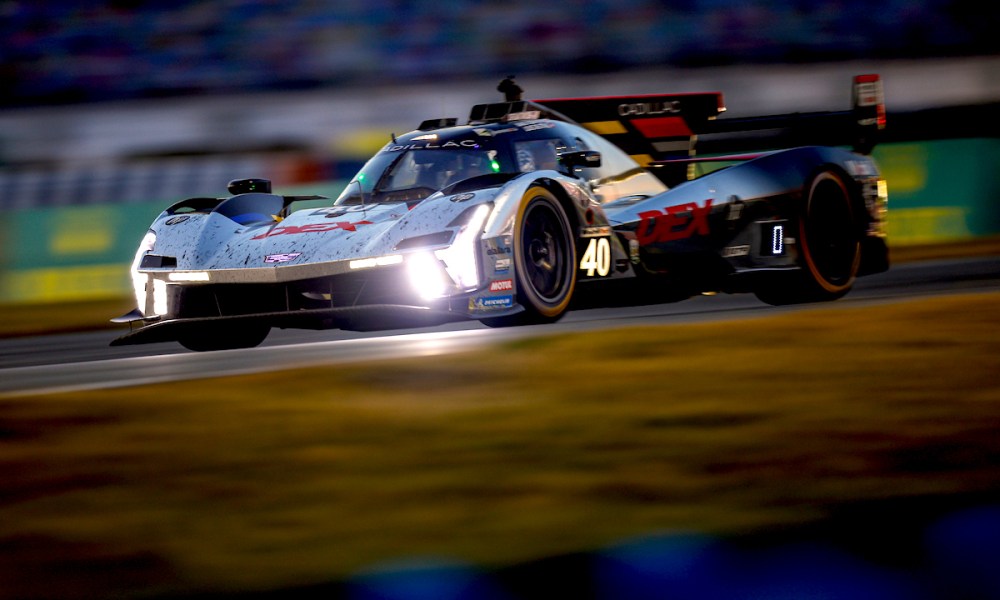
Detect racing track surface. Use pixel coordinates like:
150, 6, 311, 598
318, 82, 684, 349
2, 255, 999, 397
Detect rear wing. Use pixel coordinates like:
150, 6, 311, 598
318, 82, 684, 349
531, 74, 885, 175
531, 92, 725, 167
692, 74, 886, 157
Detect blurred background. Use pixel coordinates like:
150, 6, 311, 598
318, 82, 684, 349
3, 4, 1000, 599
0, 0, 999, 304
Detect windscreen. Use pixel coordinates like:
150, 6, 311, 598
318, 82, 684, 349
336, 147, 503, 204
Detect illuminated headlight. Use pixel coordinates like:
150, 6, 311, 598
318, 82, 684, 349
168, 271, 210, 282
407, 251, 450, 300
438, 203, 492, 290
405, 203, 493, 300
152, 279, 168, 316
131, 230, 156, 316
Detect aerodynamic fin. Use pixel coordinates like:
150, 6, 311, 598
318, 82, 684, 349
688, 74, 885, 157
532, 93, 725, 166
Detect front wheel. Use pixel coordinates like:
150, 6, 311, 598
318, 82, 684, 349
754, 170, 861, 305
177, 322, 271, 351
482, 187, 576, 327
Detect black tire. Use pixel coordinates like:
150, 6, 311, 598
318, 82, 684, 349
177, 323, 271, 351
754, 170, 861, 305
482, 187, 576, 327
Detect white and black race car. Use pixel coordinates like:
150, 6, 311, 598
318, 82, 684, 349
114, 75, 889, 351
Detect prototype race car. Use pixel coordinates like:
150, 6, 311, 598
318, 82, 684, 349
114, 75, 889, 351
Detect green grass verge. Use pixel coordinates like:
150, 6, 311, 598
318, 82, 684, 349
2, 292, 1000, 597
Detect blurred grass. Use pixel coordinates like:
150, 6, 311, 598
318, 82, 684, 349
1, 236, 999, 339
1, 292, 1000, 597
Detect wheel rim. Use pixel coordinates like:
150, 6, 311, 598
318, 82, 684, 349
520, 196, 572, 306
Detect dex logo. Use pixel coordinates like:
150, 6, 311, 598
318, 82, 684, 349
636, 199, 712, 244
252, 221, 372, 239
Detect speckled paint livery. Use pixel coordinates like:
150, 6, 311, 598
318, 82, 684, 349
114, 76, 889, 350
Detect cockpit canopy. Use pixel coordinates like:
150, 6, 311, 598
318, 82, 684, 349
335, 119, 667, 205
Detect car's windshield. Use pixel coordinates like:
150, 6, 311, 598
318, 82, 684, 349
336, 148, 503, 204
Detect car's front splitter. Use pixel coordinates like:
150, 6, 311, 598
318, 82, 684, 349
110, 304, 470, 346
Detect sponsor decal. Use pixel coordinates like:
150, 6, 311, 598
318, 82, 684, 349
485, 237, 512, 256
386, 140, 479, 152
506, 111, 541, 121
165, 215, 190, 225
618, 101, 681, 116
450, 193, 475, 203
494, 258, 511, 273
312, 204, 381, 218
470, 295, 514, 311
264, 252, 302, 263
252, 221, 372, 239
722, 245, 750, 258
629, 238, 640, 264
518, 121, 554, 131
580, 225, 612, 238
489, 278, 513, 292
636, 199, 712, 245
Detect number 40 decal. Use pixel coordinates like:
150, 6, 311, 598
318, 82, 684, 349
580, 237, 611, 277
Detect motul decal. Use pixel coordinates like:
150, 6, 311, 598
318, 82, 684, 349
252, 221, 372, 239
636, 199, 712, 244
489, 279, 513, 292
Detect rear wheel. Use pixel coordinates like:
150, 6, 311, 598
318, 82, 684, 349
754, 170, 861, 305
482, 187, 576, 327
177, 323, 271, 351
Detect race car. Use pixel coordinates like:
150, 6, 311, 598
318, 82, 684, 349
113, 75, 889, 351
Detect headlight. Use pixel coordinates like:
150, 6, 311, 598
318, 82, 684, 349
439, 203, 492, 290
407, 251, 450, 300
131, 230, 156, 316
405, 203, 493, 301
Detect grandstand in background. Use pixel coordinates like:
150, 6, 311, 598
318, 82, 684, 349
3, 0, 998, 108
1, 2, 999, 210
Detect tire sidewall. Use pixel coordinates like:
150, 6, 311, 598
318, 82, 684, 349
798, 170, 861, 295
513, 187, 576, 320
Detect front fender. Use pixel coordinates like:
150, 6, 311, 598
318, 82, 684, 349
482, 171, 633, 284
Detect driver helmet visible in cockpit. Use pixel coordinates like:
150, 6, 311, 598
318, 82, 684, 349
415, 151, 491, 190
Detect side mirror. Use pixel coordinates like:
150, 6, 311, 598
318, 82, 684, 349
560, 150, 601, 171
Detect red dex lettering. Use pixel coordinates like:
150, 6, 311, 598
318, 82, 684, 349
252, 221, 372, 240
636, 199, 712, 244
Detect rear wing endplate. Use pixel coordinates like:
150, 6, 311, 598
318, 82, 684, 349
693, 74, 886, 157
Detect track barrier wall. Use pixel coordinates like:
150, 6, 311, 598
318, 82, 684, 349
0, 139, 998, 304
